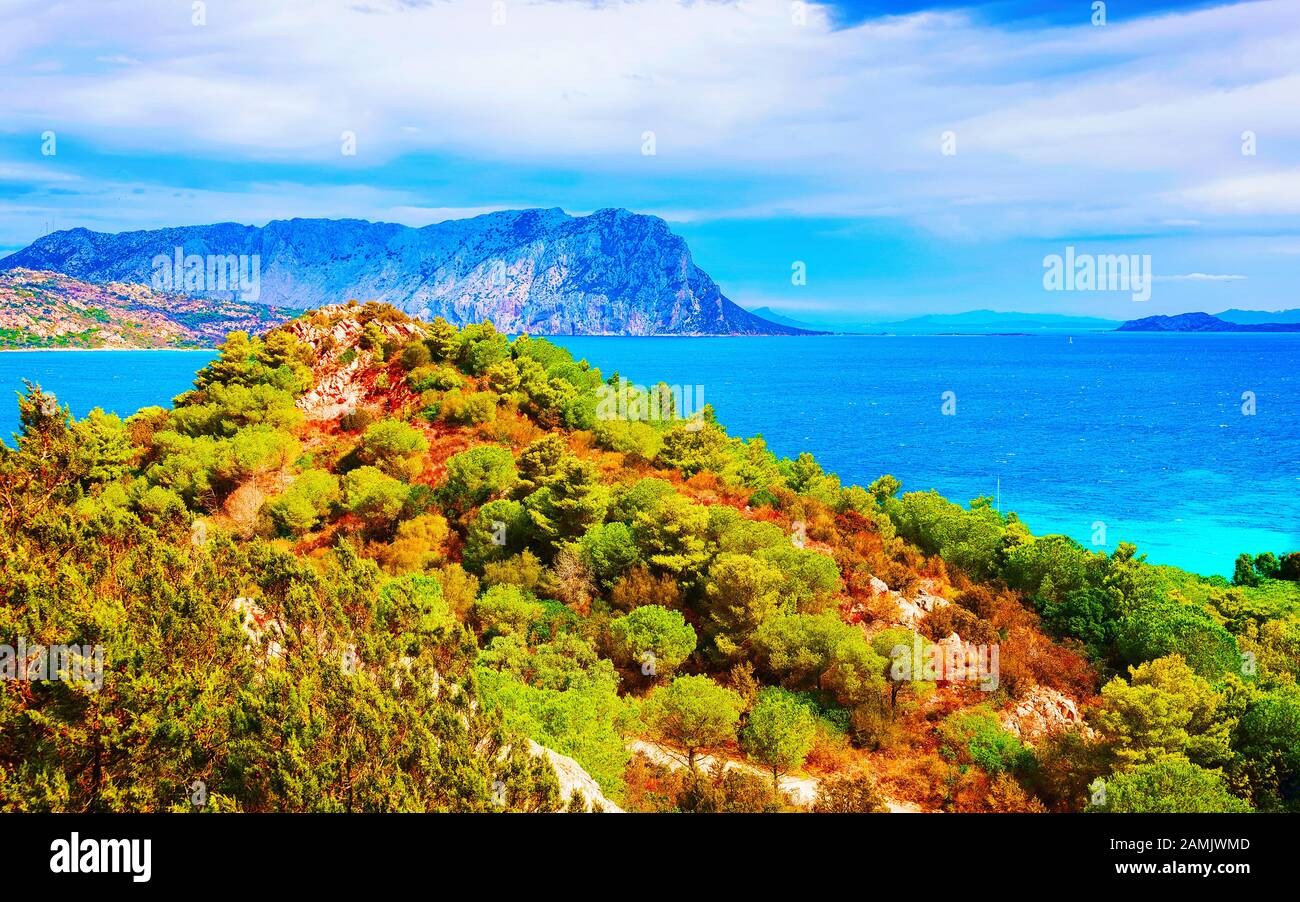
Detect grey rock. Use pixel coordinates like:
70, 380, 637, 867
3, 208, 817, 336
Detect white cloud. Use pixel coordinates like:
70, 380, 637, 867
1154, 272, 1249, 281
0, 178, 487, 240
1173, 168, 1300, 214
0, 0, 1296, 238
0, 162, 80, 183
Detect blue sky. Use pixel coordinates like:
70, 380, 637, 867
1, 0, 1297, 322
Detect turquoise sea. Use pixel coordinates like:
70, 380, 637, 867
3, 334, 1298, 577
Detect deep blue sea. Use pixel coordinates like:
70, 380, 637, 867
553, 333, 1300, 578
0, 348, 217, 432
3, 334, 1298, 577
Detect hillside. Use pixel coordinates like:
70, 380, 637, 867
2, 302, 1297, 814
746, 306, 821, 331
1118, 312, 1300, 332
0, 210, 814, 336
0, 268, 292, 349
1217, 308, 1300, 325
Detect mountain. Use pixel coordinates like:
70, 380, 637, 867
0, 268, 292, 349
1117, 312, 1300, 332
0, 209, 812, 336
746, 306, 820, 331
1215, 307, 1300, 325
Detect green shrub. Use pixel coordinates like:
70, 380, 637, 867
937, 707, 1031, 775
441, 445, 517, 511
440, 389, 498, 425
342, 465, 410, 526
264, 468, 341, 535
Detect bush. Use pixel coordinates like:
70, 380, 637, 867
655, 422, 733, 477
609, 477, 676, 523
358, 418, 429, 479
263, 468, 340, 535
755, 544, 842, 614
937, 707, 1031, 775
608, 605, 697, 678
610, 564, 682, 611
460, 329, 512, 375
399, 339, 432, 371
461, 499, 528, 572
342, 466, 410, 527
592, 419, 663, 461
1090, 758, 1251, 813
339, 407, 375, 432
1280, 552, 1300, 582
472, 584, 544, 640
378, 512, 450, 573
812, 772, 890, 813
482, 550, 545, 592
441, 445, 517, 512
407, 364, 463, 393
677, 765, 781, 813
440, 389, 498, 425
578, 521, 642, 588
476, 664, 629, 802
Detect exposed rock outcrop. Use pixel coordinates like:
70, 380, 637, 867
290, 305, 424, 420
1000, 685, 1093, 743
528, 741, 624, 813
860, 574, 951, 632
2, 210, 818, 336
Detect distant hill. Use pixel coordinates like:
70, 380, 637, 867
1117, 312, 1300, 332
0, 209, 812, 336
746, 306, 820, 331
0, 269, 292, 349
872, 310, 1120, 333
1215, 308, 1300, 325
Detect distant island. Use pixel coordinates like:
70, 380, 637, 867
1117, 312, 1300, 332
6, 207, 1300, 347
747, 307, 1300, 335
0, 209, 819, 337
742, 309, 1125, 335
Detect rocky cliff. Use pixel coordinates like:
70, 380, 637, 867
2, 209, 813, 336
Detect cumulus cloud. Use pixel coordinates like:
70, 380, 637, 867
1173, 168, 1300, 214
0, 0, 1297, 240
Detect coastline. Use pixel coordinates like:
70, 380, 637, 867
0, 346, 217, 353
